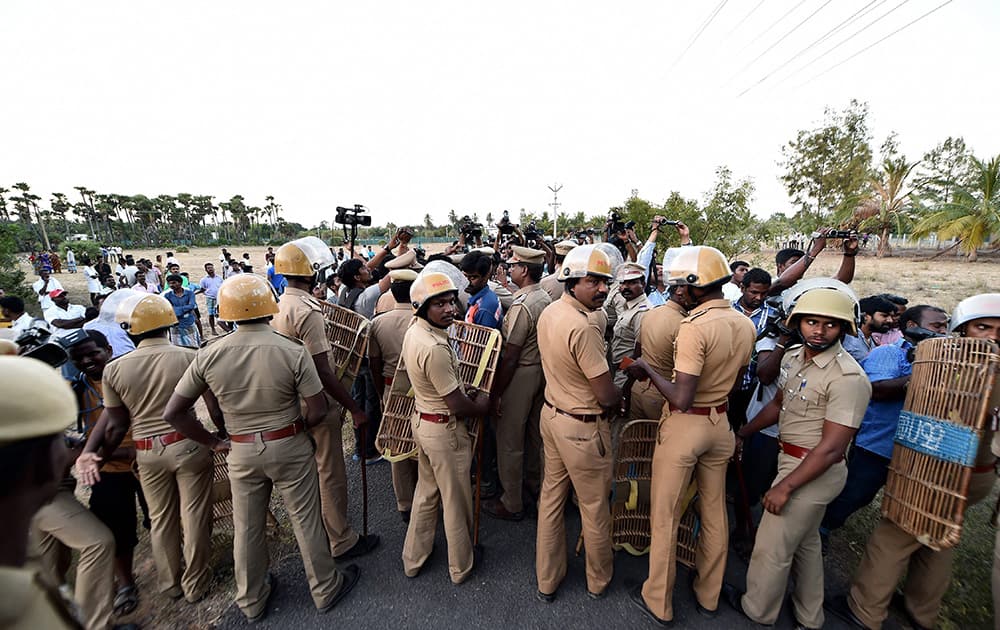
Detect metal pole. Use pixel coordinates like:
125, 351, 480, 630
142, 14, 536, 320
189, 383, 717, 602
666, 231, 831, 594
548, 184, 562, 240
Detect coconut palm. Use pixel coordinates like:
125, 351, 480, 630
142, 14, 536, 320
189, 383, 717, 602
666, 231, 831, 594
912, 155, 1000, 262
843, 156, 919, 258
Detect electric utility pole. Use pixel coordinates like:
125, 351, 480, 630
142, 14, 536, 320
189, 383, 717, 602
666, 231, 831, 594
548, 183, 562, 240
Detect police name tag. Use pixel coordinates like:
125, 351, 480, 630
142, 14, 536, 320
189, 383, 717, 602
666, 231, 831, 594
894, 410, 981, 467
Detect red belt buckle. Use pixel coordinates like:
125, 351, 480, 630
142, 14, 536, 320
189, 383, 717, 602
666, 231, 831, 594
418, 412, 450, 424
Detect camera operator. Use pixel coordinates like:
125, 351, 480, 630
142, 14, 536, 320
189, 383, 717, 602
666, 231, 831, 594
769, 228, 858, 297
635, 217, 692, 305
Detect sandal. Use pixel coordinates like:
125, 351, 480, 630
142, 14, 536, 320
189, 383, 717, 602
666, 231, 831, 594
113, 585, 138, 616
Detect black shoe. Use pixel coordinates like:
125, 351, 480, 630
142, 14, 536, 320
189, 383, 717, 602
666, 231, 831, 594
536, 590, 556, 603
629, 584, 672, 627
334, 534, 380, 560
483, 499, 525, 522
722, 583, 772, 626
687, 570, 718, 619
399, 510, 411, 523
320, 564, 360, 613
891, 592, 930, 630
587, 586, 607, 600
824, 594, 868, 629
246, 573, 277, 623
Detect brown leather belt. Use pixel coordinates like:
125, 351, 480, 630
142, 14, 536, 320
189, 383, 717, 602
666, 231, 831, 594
230, 420, 306, 443
544, 401, 607, 423
135, 431, 187, 451
779, 440, 844, 462
669, 402, 728, 416
384, 375, 393, 386
419, 412, 452, 424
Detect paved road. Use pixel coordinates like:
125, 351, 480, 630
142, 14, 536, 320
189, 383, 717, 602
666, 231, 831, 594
217, 460, 862, 629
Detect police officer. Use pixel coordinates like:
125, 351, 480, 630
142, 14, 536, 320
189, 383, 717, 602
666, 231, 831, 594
727, 287, 871, 628
400, 271, 488, 584
629, 249, 689, 421
163, 274, 359, 622
271, 237, 379, 560
77, 294, 218, 603
830, 293, 1000, 630
608, 262, 652, 389
538, 240, 578, 302
484, 245, 552, 521
374, 250, 421, 316
626, 246, 756, 625
369, 268, 418, 520
0, 356, 85, 629
535, 244, 618, 601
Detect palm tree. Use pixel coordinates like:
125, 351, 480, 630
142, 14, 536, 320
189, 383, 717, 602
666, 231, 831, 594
912, 155, 1000, 262
844, 156, 918, 258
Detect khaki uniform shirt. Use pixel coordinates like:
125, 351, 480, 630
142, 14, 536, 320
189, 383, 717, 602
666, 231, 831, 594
0, 567, 79, 629
370, 303, 413, 379
374, 290, 395, 316
400, 317, 462, 415
489, 280, 514, 313
639, 300, 687, 379
538, 292, 609, 414
674, 298, 756, 407
539, 272, 564, 302
501, 284, 551, 367
175, 323, 323, 433
777, 341, 871, 450
103, 337, 198, 439
271, 287, 332, 359
610, 293, 652, 386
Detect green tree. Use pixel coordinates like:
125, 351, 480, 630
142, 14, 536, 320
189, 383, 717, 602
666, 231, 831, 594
0, 223, 35, 311
912, 154, 1000, 262
915, 136, 976, 204
10, 182, 50, 250
780, 100, 874, 231
844, 156, 918, 258
699, 166, 760, 258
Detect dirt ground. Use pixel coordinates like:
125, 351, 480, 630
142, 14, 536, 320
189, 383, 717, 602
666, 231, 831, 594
13, 244, 1000, 628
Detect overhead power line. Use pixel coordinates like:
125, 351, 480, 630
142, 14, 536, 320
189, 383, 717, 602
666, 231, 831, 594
723, 0, 766, 39
778, 0, 914, 85
728, 0, 833, 85
799, 0, 955, 86
672, 0, 730, 68
735, 0, 808, 56
736, 0, 883, 97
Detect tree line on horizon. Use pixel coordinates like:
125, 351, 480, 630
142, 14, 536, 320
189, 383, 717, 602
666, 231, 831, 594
2, 100, 997, 262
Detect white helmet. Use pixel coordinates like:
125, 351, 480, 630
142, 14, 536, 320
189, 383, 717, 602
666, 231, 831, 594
557, 245, 614, 282
950, 293, 1000, 334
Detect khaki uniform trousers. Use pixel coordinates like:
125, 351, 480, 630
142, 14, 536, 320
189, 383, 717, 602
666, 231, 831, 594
641, 410, 733, 621
535, 405, 613, 595
310, 394, 360, 556
136, 438, 214, 601
401, 414, 474, 584
742, 454, 847, 627
849, 470, 996, 629
629, 381, 665, 421
497, 364, 545, 513
228, 432, 343, 617
30, 490, 115, 630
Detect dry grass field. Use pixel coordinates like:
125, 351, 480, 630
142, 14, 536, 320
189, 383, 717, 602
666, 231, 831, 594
12, 244, 1000, 628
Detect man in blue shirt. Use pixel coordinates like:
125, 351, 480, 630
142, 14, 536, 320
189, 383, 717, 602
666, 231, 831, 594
460, 251, 502, 329
820, 304, 949, 541
163, 274, 200, 347
842, 295, 897, 363
267, 257, 287, 296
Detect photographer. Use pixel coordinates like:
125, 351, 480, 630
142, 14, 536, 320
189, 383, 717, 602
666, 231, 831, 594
769, 228, 858, 297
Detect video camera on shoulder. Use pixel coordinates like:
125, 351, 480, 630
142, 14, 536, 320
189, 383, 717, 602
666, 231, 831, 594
13, 324, 89, 368
608, 211, 635, 235
497, 210, 516, 236
458, 215, 483, 239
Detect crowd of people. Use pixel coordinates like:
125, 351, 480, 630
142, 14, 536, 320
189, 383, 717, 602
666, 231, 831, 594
0, 218, 998, 630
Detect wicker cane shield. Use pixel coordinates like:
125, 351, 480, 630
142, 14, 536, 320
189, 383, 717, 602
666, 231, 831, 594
375, 320, 502, 460
881, 337, 999, 550
319, 302, 371, 404
610, 419, 701, 567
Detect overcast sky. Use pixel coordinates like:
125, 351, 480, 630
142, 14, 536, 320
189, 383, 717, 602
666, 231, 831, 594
2, 0, 996, 229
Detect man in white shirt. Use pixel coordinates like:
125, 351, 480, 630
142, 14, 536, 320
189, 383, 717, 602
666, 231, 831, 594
121, 256, 140, 286
1, 296, 38, 338
43, 290, 88, 340
722, 260, 749, 302
31, 267, 63, 311
165, 251, 180, 267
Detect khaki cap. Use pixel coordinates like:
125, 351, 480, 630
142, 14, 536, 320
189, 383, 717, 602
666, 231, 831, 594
617, 262, 646, 282
471, 247, 496, 256
389, 269, 419, 283
0, 356, 77, 443
508, 246, 545, 265
385, 250, 422, 270
555, 240, 578, 256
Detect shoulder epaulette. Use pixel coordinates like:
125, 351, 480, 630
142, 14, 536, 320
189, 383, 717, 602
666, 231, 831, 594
272, 329, 305, 345
512, 294, 527, 306
299, 295, 323, 311
200, 331, 232, 348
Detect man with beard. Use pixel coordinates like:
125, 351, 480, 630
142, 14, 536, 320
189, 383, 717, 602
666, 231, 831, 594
484, 246, 551, 522
729, 287, 871, 629
626, 246, 755, 626
842, 295, 896, 362
400, 272, 489, 583
535, 245, 618, 602
608, 262, 652, 389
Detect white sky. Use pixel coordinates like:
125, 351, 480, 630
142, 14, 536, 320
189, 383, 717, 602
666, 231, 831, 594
2, 0, 997, 229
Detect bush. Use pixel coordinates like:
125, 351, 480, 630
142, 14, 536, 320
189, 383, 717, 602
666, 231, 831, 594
0, 224, 37, 313
67, 240, 102, 265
